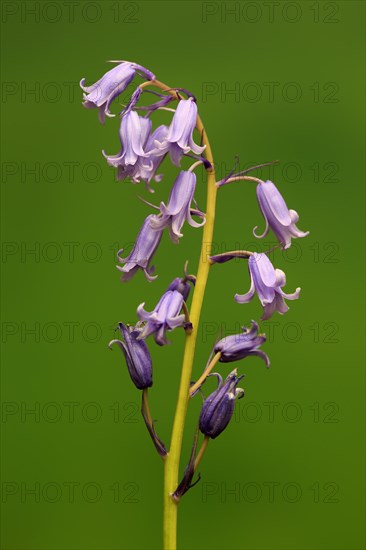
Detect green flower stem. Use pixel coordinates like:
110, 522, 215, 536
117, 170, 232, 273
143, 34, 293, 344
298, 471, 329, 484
141, 388, 167, 459
220, 175, 261, 185
189, 352, 222, 397
142, 79, 217, 549
194, 435, 210, 471
163, 146, 216, 546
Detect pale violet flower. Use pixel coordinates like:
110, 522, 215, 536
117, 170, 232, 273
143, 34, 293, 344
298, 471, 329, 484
80, 61, 154, 123
116, 215, 163, 282
214, 321, 270, 367
149, 171, 205, 243
138, 124, 169, 185
103, 113, 168, 189
254, 180, 309, 249
155, 98, 206, 166
103, 110, 150, 167
235, 253, 301, 320
137, 290, 186, 346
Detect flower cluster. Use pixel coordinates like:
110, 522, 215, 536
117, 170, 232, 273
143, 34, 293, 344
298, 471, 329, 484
82, 59, 309, 510
194, 321, 269, 439
81, 61, 205, 187
195, 172, 309, 441
81, 61, 209, 283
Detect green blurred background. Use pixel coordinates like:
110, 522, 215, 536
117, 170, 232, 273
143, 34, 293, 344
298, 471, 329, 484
1, 1, 365, 549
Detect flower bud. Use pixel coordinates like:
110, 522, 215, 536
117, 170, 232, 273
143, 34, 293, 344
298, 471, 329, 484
109, 323, 153, 389
199, 371, 244, 439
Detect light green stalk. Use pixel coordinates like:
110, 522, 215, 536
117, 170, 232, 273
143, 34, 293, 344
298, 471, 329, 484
142, 80, 217, 549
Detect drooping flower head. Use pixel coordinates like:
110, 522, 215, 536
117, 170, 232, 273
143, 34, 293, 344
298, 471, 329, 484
235, 253, 301, 320
150, 171, 205, 243
116, 214, 163, 282
109, 323, 153, 389
104, 110, 150, 166
103, 113, 168, 189
254, 180, 309, 249
80, 61, 155, 123
135, 124, 169, 186
214, 321, 270, 367
117, 124, 169, 188
199, 370, 244, 439
155, 98, 206, 166
137, 290, 186, 346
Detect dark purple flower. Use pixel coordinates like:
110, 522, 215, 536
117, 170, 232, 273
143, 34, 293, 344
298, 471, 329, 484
155, 98, 206, 166
254, 180, 309, 249
81, 61, 154, 123
199, 371, 244, 439
116, 214, 163, 282
214, 321, 270, 367
235, 253, 301, 320
137, 290, 186, 346
150, 171, 205, 243
109, 323, 152, 390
